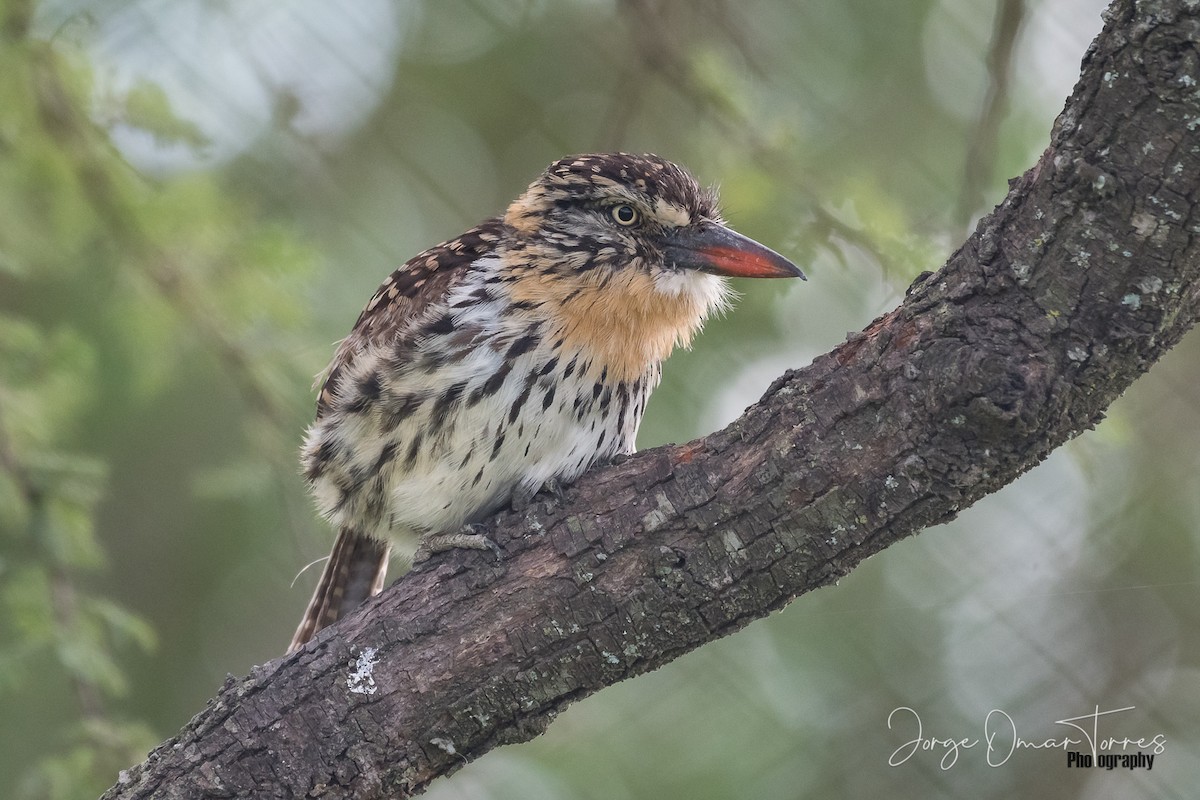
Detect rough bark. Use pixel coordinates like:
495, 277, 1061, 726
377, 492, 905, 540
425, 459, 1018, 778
103, 1, 1200, 797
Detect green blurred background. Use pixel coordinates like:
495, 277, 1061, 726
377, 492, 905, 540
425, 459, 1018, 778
2, 0, 1198, 797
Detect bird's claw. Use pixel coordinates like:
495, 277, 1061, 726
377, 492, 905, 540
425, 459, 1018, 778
510, 477, 568, 512
415, 523, 502, 563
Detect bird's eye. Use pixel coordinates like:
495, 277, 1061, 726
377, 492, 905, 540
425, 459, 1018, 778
610, 204, 640, 226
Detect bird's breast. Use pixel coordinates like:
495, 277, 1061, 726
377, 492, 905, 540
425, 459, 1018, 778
507, 263, 727, 384
302, 301, 655, 540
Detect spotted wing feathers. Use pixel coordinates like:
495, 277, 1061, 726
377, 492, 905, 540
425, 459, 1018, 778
316, 219, 506, 418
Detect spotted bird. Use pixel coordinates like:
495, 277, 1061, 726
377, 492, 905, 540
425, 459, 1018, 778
290, 153, 804, 652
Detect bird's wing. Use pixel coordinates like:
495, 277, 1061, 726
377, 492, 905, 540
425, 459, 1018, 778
315, 218, 506, 419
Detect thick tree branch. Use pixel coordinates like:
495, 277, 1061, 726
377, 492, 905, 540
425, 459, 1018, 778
104, 1, 1200, 797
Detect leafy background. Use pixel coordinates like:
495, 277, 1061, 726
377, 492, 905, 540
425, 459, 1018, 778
2, 0, 1198, 798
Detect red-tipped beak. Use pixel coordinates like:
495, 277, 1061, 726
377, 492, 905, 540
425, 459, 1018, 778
659, 220, 806, 279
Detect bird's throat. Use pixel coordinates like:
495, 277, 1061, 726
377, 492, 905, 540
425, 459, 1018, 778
508, 264, 727, 383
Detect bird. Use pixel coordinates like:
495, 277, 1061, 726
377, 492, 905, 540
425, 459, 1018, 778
288, 152, 804, 653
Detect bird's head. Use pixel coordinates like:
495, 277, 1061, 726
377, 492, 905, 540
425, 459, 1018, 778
505, 152, 804, 295
501, 153, 804, 380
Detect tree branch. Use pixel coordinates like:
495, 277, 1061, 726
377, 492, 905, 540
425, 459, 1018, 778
103, 1, 1200, 797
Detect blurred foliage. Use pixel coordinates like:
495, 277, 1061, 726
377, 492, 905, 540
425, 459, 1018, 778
0, 2, 314, 796
1, 0, 1198, 798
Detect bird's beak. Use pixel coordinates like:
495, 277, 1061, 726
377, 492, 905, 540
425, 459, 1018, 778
659, 220, 806, 280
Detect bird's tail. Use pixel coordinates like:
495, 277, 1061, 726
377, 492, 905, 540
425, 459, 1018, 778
288, 528, 390, 653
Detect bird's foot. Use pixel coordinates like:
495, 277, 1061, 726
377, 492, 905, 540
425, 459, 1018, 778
510, 476, 569, 513
599, 452, 630, 468
415, 523, 503, 563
